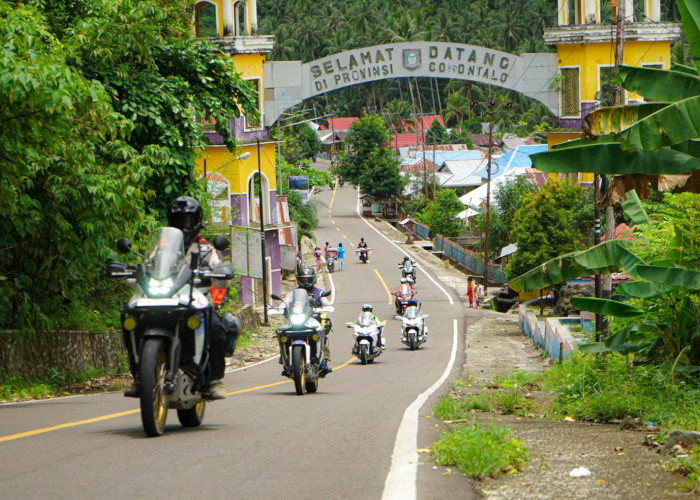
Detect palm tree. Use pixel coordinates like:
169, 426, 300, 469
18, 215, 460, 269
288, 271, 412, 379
442, 92, 471, 128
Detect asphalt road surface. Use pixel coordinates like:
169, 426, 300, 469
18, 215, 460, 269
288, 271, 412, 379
0, 181, 474, 500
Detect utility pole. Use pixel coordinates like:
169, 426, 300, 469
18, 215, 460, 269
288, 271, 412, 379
471, 97, 511, 294
257, 138, 268, 325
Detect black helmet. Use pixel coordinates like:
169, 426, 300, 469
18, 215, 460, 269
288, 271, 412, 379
403, 256, 410, 261
360, 237, 364, 242
362, 304, 373, 312
167, 196, 204, 244
296, 265, 316, 289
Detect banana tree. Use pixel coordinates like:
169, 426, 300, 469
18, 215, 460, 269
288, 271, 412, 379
529, 0, 700, 204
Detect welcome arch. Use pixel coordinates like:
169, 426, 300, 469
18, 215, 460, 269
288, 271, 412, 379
263, 42, 558, 126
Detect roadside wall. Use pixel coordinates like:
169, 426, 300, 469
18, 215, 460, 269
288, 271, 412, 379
517, 305, 578, 361
0, 305, 260, 380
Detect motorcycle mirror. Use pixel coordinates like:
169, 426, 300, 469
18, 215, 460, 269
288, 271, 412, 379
321, 290, 332, 297
213, 234, 230, 251
422, 314, 430, 319
116, 238, 132, 254
270, 293, 282, 301
345, 322, 354, 327
394, 315, 402, 320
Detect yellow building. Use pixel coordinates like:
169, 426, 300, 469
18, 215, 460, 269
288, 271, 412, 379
192, 1, 290, 305
542, 0, 681, 185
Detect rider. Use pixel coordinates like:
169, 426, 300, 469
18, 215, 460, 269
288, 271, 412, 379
283, 265, 333, 376
358, 304, 385, 349
124, 196, 238, 400
358, 237, 368, 249
399, 255, 417, 282
394, 277, 415, 312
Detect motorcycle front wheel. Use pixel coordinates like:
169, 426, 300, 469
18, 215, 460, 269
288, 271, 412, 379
409, 334, 417, 351
292, 345, 306, 395
177, 401, 206, 428
360, 344, 368, 365
140, 338, 168, 437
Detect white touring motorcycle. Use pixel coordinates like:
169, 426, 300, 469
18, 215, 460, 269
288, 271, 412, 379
347, 312, 385, 365
107, 227, 236, 437
399, 259, 418, 284
395, 304, 429, 350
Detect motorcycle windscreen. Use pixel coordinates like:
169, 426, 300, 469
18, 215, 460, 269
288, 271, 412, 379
403, 306, 420, 319
144, 227, 186, 280
357, 311, 375, 327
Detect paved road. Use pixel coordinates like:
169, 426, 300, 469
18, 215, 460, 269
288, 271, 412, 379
0, 181, 475, 500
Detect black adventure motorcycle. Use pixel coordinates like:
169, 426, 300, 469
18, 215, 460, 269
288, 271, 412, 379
107, 227, 236, 437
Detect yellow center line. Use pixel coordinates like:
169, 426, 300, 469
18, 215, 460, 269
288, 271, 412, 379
342, 234, 347, 239
0, 357, 358, 443
374, 269, 393, 305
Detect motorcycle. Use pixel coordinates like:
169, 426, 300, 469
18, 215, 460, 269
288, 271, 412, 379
326, 251, 336, 273
338, 177, 345, 187
357, 247, 371, 263
347, 313, 384, 365
394, 282, 417, 315
107, 227, 235, 437
399, 260, 418, 284
395, 303, 429, 351
270, 289, 334, 395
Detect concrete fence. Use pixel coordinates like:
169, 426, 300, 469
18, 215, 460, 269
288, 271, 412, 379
0, 305, 260, 380
517, 305, 580, 362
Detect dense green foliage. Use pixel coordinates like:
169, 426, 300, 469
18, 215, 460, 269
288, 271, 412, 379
506, 179, 587, 280
417, 189, 463, 238
339, 114, 405, 198
0, 0, 257, 331
279, 123, 322, 165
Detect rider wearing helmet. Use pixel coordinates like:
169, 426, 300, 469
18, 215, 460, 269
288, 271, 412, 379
124, 196, 237, 400
357, 237, 368, 248
358, 304, 385, 349
394, 278, 415, 313
283, 265, 333, 375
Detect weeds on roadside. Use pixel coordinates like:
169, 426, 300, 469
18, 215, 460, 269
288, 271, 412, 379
663, 445, 700, 494
433, 423, 529, 479
0, 366, 114, 402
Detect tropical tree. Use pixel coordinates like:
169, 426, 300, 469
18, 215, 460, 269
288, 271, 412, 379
418, 189, 464, 238
506, 179, 587, 280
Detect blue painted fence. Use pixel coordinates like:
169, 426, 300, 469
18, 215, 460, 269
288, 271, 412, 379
434, 234, 506, 284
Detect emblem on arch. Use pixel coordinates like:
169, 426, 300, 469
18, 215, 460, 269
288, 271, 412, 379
403, 49, 421, 70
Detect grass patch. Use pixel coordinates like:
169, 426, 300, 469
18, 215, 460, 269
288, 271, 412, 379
433, 423, 529, 479
433, 394, 491, 420
0, 366, 114, 401
663, 445, 700, 494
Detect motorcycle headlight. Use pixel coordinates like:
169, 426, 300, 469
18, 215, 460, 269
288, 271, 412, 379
290, 313, 307, 326
147, 277, 174, 296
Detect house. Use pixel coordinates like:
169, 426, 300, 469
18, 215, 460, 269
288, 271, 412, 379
192, 1, 292, 306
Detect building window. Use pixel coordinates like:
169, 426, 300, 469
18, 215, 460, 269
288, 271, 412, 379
194, 2, 218, 37
244, 78, 264, 131
560, 67, 580, 117
235, 0, 247, 36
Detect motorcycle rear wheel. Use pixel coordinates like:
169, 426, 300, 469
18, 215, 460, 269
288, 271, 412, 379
177, 400, 206, 428
292, 345, 306, 395
360, 344, 368, 365
140, 338, 168, 437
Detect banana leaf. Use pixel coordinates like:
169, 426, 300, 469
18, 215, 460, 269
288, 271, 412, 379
569, 296, 645, 317
618, 95, 700, 151
578, 342, 639, 354
551, 134, 618, 150
612, 244, 646, 278
619, 189, 650, 224
614, 65, 700, 101
582, 103, 670, 136
508, 240, 631, 292
508, 250, 586, 292
614, 281, 671, 298
671, 63, 698, 76
530, 144, 700, 175
678, 0, 700, 72
636, 265, 700, 289
578, 324, 642, 354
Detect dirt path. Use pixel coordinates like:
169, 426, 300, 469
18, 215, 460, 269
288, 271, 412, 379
461, 315, 686, 499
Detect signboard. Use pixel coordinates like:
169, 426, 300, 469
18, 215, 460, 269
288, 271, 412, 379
231, 226, 263, 279
289, 175, 310, 205
205, 172, 231, 223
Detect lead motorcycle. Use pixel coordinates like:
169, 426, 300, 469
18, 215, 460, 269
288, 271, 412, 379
394, 279, 417, 315
107, 227, 235, 437
357, 247, 371, 263
270, 289, 334, 395
347, 313, 385, 365
395, 303, 429, 351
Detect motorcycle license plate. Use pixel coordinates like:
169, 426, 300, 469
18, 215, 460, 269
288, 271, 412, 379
291, 340, 306, 345
135, 297, 180, 307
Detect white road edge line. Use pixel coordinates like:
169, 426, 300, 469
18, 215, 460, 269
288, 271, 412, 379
382, 319, 459, 500
355, 194, 453, 305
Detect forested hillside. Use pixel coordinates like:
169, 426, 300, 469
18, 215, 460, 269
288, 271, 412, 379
260, 0, 683, 131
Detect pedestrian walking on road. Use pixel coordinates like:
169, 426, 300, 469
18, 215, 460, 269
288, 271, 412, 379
314, 246, 322, 272
467, 278, 474, 308
337, 243, 345, 270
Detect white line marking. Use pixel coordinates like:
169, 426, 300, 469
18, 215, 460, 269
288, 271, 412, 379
382, 319, 459, 500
